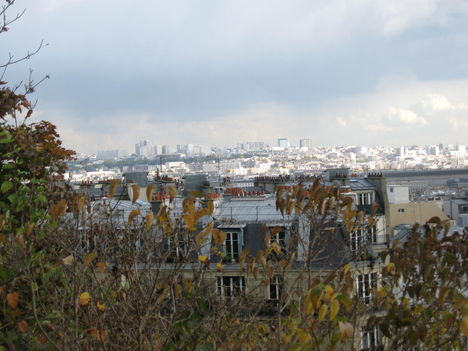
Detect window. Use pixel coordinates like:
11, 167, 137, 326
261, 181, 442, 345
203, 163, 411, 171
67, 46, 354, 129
164, 236, 187, 262
389, 187, 394, 193
268, 275, 283, 301
358, 192, 372, 205
217, 276, 245, 298
268, 227, 287, 259
350, 226, 377, 251
369, 225, 377, 244
357, 273, 377, 304
398, 208, 405, 213
222, 232, 241, 263
361, 326, 382, 350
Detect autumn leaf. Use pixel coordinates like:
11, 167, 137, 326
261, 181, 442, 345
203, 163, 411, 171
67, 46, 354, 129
50, 199, 67, 221
145, 211, 154, 230
18, 320, 28, 333
62, 255, 74, 266
168, 184, 177, 199
131, 184, 140, 204
96, 262, 107, 273
84, 252, 97, 268
146, 184, 155, 201
79, 292, 91, 306
329, 299, 340, 321
85, 328, 109, 342
128, 209, 140, 224
25, 222, 35, 235
385, 262, 395, 274
212, 229, 227, 246
216, 263, 224, 272
338, 322, 353, 339
96, 302, 106, 312
270, 242, 281, 255
7, 292, 19, 309
109, 179, 121, 199
318, 304, 328, 322
461, 316, 468, 335
198, 255, 208, 263
296, 328, 312, 343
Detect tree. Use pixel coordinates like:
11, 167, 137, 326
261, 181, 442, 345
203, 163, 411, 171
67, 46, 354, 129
0, 1, 467, 350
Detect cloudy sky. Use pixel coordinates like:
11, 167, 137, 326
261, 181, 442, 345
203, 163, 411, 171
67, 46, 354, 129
2, 0, 468, 153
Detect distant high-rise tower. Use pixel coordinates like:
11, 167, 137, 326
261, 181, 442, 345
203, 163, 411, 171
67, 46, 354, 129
299, 139, 312, 149
135, 140, 153, 158
277, 138, 290, 149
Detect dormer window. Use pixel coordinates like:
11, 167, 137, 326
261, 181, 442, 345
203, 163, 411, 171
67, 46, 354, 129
358, 192, 373, 205
222, 231, 243, 263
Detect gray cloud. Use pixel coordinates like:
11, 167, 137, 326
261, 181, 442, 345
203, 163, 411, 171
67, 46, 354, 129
2, 0, 468, 152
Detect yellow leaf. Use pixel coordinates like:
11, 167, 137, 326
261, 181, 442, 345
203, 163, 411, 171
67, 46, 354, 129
212, 229, 227, 246
338, 322, 353, 339
324, 285, 334, 301
109, 179, 121, 199
318, 304, 328, 322
84, 252, 97, 268
216, 263, 224, 272
146, 184, 155, 201
386, 262, 395, 274
145, 211, 154, 230
252, 266, 259, 279
168, 184, 177, 199
131, 184, 140, 204
304, 296, 315, 314
25, 222, 35, 235
270, 242, 281, 254
329, 299, 340, 321
461, 316, 468, 335
296, 328, 312, 343
240, 248, 250, 261
50, 199, 67, 221
376, 287, 387, 299
128, 209, 140, 224
96, 302, 106, 312
7, 292, 19, 309
79, 292, 91, 306
206, 200, 214, 214
62, 255, 74, 266
96, 262, 107, 273
198, 255, 208, 263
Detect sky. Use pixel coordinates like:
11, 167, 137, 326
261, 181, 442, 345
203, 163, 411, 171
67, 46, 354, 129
2, 0, 468, 153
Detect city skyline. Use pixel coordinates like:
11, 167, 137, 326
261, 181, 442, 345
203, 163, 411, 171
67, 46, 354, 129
3, 1, 468, 153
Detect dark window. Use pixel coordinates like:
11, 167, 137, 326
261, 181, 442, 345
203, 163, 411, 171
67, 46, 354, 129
217, 276, 245, 298
269, 228, 287, 260
361, 326, 382, 350
269, 275, 283, 301
223, 232, 240, 263
357, 273, 377, 304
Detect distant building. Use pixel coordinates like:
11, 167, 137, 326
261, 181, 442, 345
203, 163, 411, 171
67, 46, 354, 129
135, 140, 153, 158
427, 145, 439, 156
277, 138, 290, 149
299, 139, 312, 149
97, 149, 119, 160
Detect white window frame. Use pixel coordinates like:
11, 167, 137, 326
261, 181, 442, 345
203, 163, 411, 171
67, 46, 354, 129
165, 236, 187, 260
268, 275, 283, 301
358, 192, 373, 205
222, 231, 241, 263
268, 226, 288, 258
357, 272, 378, 304
217, 276, 245, 298
351, 225, 377, 251
360, 326, 380, 350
